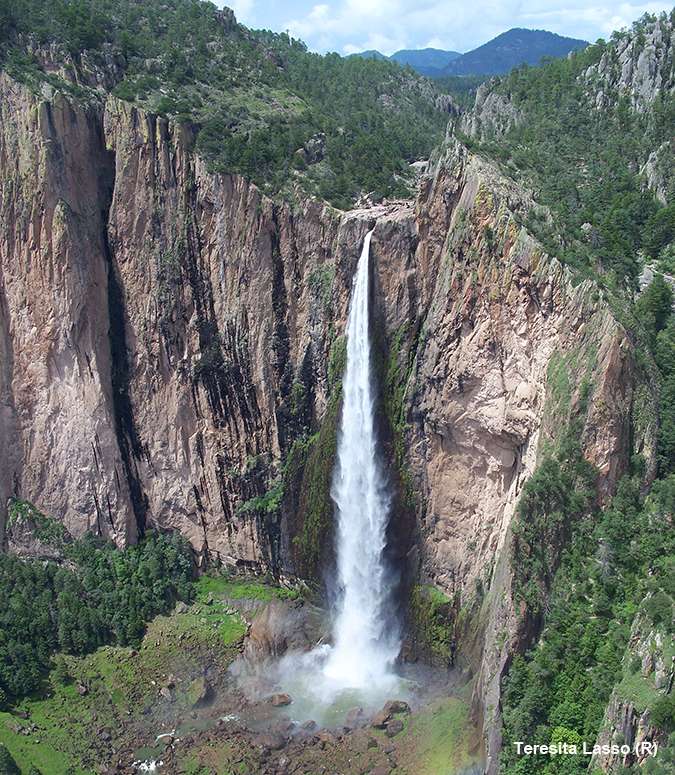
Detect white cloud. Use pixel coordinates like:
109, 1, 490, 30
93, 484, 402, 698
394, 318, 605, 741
226, 0, 256, 24
281, 0, 673, 55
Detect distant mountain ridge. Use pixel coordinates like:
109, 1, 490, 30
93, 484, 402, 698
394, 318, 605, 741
349, 27, 588, 77
444, 28, 588, 75
390, 48, 461, 76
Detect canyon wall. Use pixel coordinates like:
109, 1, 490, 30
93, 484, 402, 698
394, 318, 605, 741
0, 72, 655, 770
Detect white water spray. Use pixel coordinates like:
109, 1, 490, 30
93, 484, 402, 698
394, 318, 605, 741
322, 229, 399, 690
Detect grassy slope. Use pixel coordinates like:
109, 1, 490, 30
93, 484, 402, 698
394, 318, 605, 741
0, 576, 292, 773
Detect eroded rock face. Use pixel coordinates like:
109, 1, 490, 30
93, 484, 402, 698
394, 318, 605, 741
584, 16, 675, 112
460, 83, 522, 139
0, 73, 655, 771
590, 604, 670, 772
243, 599, 327, 664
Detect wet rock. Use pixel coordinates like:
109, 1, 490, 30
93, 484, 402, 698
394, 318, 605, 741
385, 718, 404, 737
242, 600, 327, 665
272, 718, 295, 735
370, 709, 391, 729
301, 720, 317, 731
316, 729, 337, 748
257, 731, 287, 751
383, 700, 410, 715
269, 692, 292, 707
345, 706, 366, 729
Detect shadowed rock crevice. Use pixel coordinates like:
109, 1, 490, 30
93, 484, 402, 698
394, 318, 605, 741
102, 150, 150, 537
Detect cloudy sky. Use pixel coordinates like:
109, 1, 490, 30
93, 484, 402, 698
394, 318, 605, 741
223, 0, 672, 54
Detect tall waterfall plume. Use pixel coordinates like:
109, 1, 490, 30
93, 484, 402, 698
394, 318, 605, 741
323, 229, 400, 690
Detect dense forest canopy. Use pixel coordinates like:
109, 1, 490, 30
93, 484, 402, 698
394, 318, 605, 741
462, 11, 675, 289
0, 0, 449, 208
0, 502, 194, 705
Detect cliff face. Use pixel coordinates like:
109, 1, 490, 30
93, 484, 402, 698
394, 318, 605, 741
590, 601, 673, 772
0, 70, 653, 769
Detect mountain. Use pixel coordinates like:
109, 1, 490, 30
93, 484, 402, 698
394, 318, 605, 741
443, 27, 588, 75
347, 48, 388, 60
348, 46, 461, 75
349, 30, 587, 78
390, 47, 460, 75
0, 0, 449, 209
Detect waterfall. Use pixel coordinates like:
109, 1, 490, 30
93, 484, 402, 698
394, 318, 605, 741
322, 229, 399, 690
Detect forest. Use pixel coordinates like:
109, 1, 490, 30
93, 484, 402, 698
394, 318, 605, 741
0, 0, 448, 208
0, 509, 193, 705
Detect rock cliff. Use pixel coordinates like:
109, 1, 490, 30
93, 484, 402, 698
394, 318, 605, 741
590, 600, 673, 772
0, 64, 656, 772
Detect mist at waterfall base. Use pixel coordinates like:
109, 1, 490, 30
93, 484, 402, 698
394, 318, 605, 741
235, 231, 420, 726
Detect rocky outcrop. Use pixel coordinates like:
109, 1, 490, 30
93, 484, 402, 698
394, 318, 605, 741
0, 74, 136, 544
583, 14, 675, 111
0, 70, 656, 772
642, 140, 675, 205
460, 82, 522, 139
242, 599, 327, 664
590, 603, 672, 772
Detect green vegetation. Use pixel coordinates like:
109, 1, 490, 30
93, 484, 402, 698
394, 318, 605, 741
434, 74, 486, 107
409, 585, 456, 664
290, 394, 342, 578
381, 324, 416, 509
236, 478, 284, 515
0, 574, 254, 773
6, 499, 69, 549
502, 474, 675, 775
396, 695, 481, 775
195, 573, 298, 603
468, 11, 675, 289
0, 506, 193, 702
0, 0, 448, 208
502, 271, 675, 772
511, 429, 596, 614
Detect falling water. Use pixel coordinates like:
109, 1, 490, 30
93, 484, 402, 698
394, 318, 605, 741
322, 229, 400, 690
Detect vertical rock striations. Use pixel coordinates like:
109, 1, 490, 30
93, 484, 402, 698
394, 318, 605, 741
0, 67, 657, 771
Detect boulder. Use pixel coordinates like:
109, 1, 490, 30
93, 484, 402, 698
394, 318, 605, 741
257, 732, 287, 751
385, 718, 404, 737
383, 700, 410, 715
370, 709, 391, 729
187, 676, 213, 707
243, 600, 327, 664
269, 692, 292, 707
345, 706, 365, 729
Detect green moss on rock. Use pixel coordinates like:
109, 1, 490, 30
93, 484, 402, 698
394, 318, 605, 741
409, 584, 457, 665
291, 394, 341, 579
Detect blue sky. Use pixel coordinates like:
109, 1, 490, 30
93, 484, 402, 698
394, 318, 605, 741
221, 0, 673, 55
